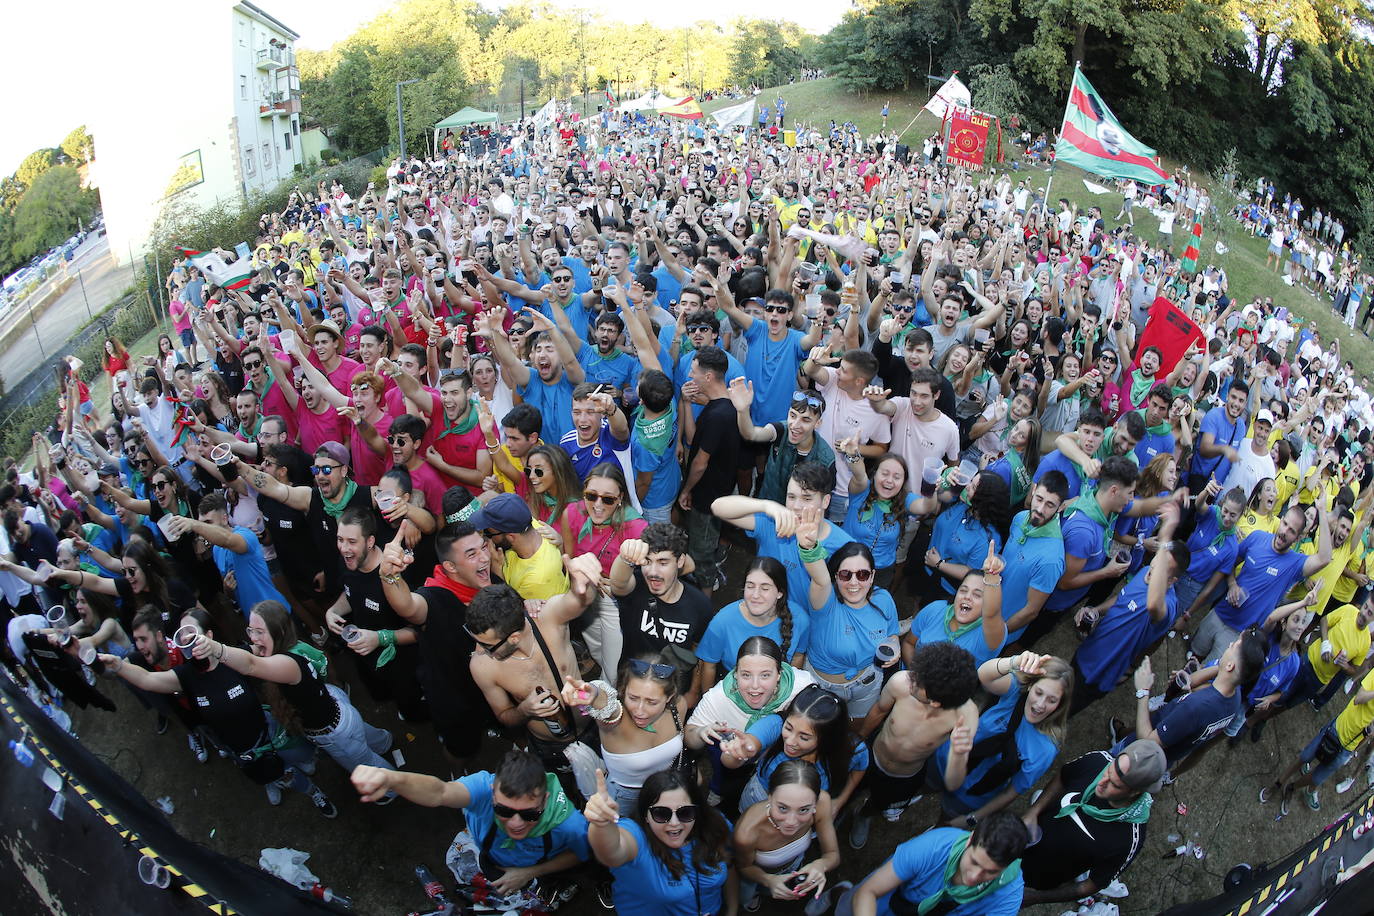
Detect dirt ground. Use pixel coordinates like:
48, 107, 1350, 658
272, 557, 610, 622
66, 538, 1370, 916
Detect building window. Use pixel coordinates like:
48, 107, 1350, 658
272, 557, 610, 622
243, 147, 256, 177
292, 120, 299, 135
240, 75, 247, 100
262, 146, 272, 168
283, 131, 292, 151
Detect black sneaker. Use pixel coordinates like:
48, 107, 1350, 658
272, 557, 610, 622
310, 787, 338, 819
595, 879, 615, 910
1106, 717, 1127, 747
155, 714, 169, 735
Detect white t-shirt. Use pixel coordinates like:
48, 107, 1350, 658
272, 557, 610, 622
817, 373, 893, 496
686, 668, 816, 737
1225, 439, 1277, 501
888, 402, 960, 476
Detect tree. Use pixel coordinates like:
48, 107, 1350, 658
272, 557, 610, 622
9, 165, 98, 265
60, 126, 95, 165
969, 63, 1028, 121
15, 148, 60, 191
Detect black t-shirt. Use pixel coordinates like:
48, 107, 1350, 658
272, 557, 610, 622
1021, 750, 1148, 891
307, 486, 379, 590
871, 338, 957, 418
616, 569, 711, 660
342, 562, 422, 673
258, 493, 321, 583
115, 575, 197, 633
15, 521, 59, 568
173, 662, 268, 753
278, 652, 338, 731
688, 398, 742, 505
414, 584, 484, 729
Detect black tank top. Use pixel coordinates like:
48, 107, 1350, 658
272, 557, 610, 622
173, 662, 268, 752
278, 652, 338, 731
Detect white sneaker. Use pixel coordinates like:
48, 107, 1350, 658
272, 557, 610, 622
1337, 775, 1357, 795
1099, 879, 1129, 899
264, 781, 282, 806
1148, 695, 1167, 712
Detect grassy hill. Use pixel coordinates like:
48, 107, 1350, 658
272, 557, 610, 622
704, 77, 1374, 377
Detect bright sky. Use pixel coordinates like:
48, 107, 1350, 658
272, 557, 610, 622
2, 0, 846, 178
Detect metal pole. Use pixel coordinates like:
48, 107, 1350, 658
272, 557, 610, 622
396, 78, 419, 161
76, 267, 92, 321
26, 298, 44, 357
520, 74, 526, 122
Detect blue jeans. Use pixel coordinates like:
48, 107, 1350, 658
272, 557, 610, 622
826, 494, 849, 525
640, 504, 673, 526
1300, 721, 1354, 787
804, 660, 883, 718
309, 685, 395, 774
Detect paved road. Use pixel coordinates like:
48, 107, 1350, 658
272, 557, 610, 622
0, 236, 136, 387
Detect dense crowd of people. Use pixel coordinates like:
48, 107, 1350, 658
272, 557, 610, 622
6, 102, 1374, 916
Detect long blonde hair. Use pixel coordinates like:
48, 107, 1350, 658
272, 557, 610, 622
1015, 656, 1073, 744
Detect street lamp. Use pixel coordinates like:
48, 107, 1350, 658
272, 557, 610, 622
396, 78, 420, 160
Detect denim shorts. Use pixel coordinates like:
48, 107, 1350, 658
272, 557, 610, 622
1299, 721, 1353, 787
804, 660, 882, 717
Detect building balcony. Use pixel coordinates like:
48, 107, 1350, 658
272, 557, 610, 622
259, 91, 301, 116
256, 46, 285, 69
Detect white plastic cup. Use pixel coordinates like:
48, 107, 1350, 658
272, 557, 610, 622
46, 606, 68, 628
172, 625, 198, 653
157, 516, 182, 543
278, 328, 297, 352
376, 492, 399, 512
957, 458, 979, 484
210, 443, 233, 467
78, 645, 97, 666
875, 636, 900, 666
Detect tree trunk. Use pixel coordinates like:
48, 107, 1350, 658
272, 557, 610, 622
1073, 24, 1088, 69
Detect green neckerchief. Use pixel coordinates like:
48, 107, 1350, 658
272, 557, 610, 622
634, 402, 676, 457
1066, 488, 1118, 556
1128, 369, 1154, 406
722, 664, 795, 728
859, 496, 893, 523
1054, 763, 1154, 823
255, 366, 279, 402
320, 479, 359, 520
943, 601, 981, 640
437, 402, 479, 440
1006, 449, 1030, 505
1014, 512, 1062, 545
240, 414, 263, 440
917, 833, 1023, 915
1136, 408, 1170, 437
1094, 428, 1139, 466
1211, 504, 1237, 548
577, 506, 643, 545
585, 346, 625, 367
498, 772, 575, 848
175, 499, 191, 518
287, 642, 329, 679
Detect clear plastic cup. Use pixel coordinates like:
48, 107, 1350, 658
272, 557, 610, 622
341, 625, 361, 644
78, 645, 97, 666
278, 328, 297, 352
173, 625, 209, 671
376, 492, 399, 512
45, 605, 68, 628
874, 636, 900, 666
210, 443, 234, 467
957, 458, 979, 485
920, 457, 942, 497
157, 516, 182, 542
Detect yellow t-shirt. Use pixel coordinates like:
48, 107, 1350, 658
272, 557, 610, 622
1237, 509, 1278, 541
1274, 462, 1303, 512
1336, 669, 1374, 751
1309, 603, 1373, 685
493, 444, 526, 495
1333, 545, 1373, 605
1307, 538, 1359, 611
501, 521, 570, 600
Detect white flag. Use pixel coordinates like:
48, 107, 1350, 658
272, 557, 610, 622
923, 75, 971, 121
711, 98, 757, 130
532, 98, 557, 127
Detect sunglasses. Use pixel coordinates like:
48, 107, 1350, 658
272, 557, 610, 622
525, 466, 546, 478
134, 459, 152, 468
243, 361, 263, 370
386, 435, 412, 446
154, 481, 173, 491
835, 568, 874, 582
552, 276, 573, 283
464, 626, 511, 653
791, 391, 825, 413
310, 464, 340, 476
764, 305, 792, 315
627, 658, 676, 679
648, 804, 697, 824
584, 492, 619, 506
492, 802, 545, 822
686, 324, 714, 334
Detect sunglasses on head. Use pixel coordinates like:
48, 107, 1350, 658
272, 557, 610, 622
791, 391, 824, 413
835, 568, 873, 582
492, 801, 545, 822
627, 658, 676, 679
310, 464, 340, 476
648, 804, 697, 824
584, 491, 619, 506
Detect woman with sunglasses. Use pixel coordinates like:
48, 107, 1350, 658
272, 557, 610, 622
523, 444, 582, 528
732, 760, 841, 912
561, 652, 686, 811
98, 468, 216, 589
983, 417, 1043, 508
797, 506, 900, 724
933, 652, 1071, 831
924, 471, 1010, 605
564, 463, 646, 677
907, 540, 1007, 668
47, 539, 195, 635
469, 353, 514, 425
835, 444, 924, 591
698, 557, 809, 688
585, 766, 736, 915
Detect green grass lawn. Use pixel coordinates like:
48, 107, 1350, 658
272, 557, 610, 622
702, 77, 1374, 377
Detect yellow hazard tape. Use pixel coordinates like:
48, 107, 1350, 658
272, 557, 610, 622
2, 692, 236, 915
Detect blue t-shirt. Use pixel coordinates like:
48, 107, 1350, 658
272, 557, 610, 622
559, 420, 629, 480
610, 818, 728, 916
213, 526, 288, 618
1033, 450, 1086, 501
1075, 567, 1177, 693
1189, 405, 1247, 483
696, 600, 811, 667
913, 600, 1003, 666
1046, 503, 1114, 612
457, 771, 590, 869
842, 485, 920, 570
675, 350, 745, 421
537, 295, 593, 342
807, 588, 900, 679
1149, 684, 1242, 764
934, 678, 1058, 811
746, 713, 869, 791
1002, 512, 1067, 641
1134, 425, 1176, 467
630, 405, 680, 511
1212, 531, 1309, 631
929, 501, 1004, 595
560, 255, 595, 294
1183, 508, 1240, 583
1243, 637, 1302, 707
652, 264, 684, 310
748, 511, 854, 609
578, 342, 640, 392
883, 828, 1024, 916
742, 321, 807, 426
517, 372, 578, 444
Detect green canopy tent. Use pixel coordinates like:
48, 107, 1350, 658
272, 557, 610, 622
434, 107, 499, 152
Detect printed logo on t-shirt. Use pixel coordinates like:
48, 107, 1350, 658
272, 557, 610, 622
1265, 566, 1279, 576
365, 598, 380, 611
226, 684, 245, 700
640, 610, 691, 643
279, 519, 293, 529
195, 695, 210, 707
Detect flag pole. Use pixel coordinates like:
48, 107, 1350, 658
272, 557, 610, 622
1040, 60, 1081, 219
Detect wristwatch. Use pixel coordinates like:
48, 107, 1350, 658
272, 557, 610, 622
1135, 688, 1150, 699
964, 814, 978, 828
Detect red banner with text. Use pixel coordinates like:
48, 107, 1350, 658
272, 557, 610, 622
946, 107, 992, 171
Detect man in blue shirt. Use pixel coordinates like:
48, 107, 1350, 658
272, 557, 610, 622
558, 383, 630, 480
1175, 482, 1246, 620
1003, 473, 1070, 644
577, 313, 640, 397
1187, 379, 1250, 492
482, 308, 585, 444
170, 493, 287, 619
716, 283, 822, 428
1190, 501, 1332, 660
839, 813, 1027, 916
351, 748, 589, 908
1133, 385, 1176, 466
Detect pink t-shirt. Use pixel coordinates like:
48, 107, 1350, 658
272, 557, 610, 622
351, 411, 394, 487
564, 504, 648, 577
404, 460, 450, 515
260, 377, 297, 438
294, 402, 351, 456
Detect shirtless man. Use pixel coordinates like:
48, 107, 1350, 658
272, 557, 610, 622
466, 552, 602, 799
848, 641, 981, 849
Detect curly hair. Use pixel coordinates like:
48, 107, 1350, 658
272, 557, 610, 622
967, 472, 1013, 541
910, 641, 979, 709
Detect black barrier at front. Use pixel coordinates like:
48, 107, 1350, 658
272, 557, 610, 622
0, 674, 348, 916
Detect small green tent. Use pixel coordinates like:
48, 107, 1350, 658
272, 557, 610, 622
435, 106, 499, 130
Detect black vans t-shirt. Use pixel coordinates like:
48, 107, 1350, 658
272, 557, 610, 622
1021, 750, 1148, 891
616, 569, 711, 660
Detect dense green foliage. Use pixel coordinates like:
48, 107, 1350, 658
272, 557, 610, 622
0, 126, 99, 279
299, 0, 815, 158
819, 0, 1374, 252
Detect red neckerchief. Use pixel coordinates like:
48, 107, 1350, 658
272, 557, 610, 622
423, 565, 478, 603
